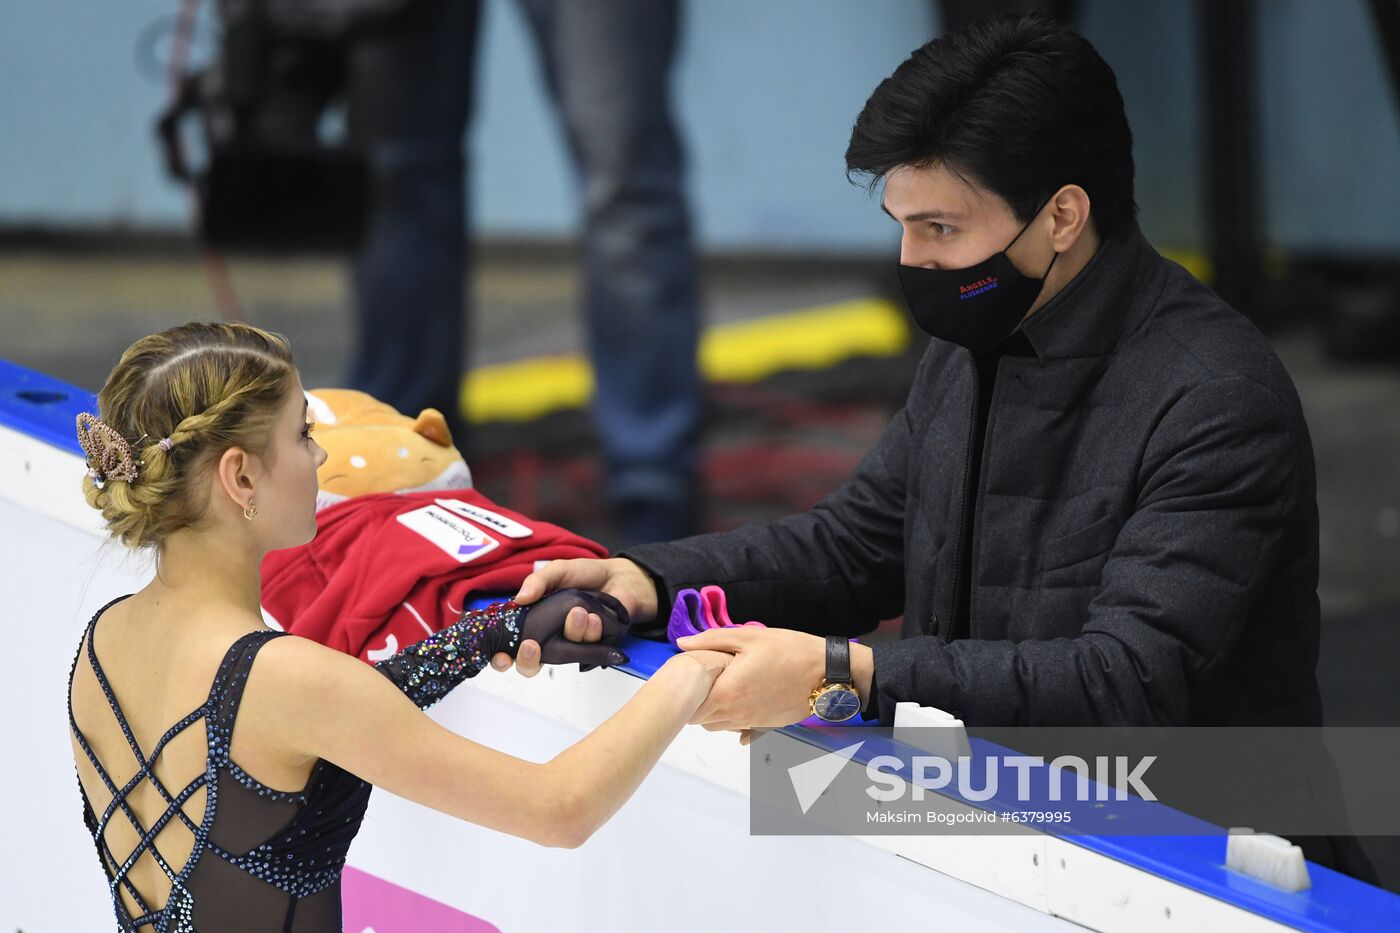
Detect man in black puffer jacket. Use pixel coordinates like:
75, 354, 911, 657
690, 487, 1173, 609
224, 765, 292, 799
630, 224, 1319, 730
505, 13, 1376, 882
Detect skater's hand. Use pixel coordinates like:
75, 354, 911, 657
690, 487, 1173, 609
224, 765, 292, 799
493, 558, 658, 676
677, 627, 826, 731
672, 647, 734, 690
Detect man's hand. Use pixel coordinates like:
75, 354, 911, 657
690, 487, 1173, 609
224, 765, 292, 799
674, 627, 826, 731
491, 558, 660, 677
666, 647, 736, 691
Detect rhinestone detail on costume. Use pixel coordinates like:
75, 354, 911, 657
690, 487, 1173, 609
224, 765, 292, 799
372, 600, 526, 708
69, 596, 525, 930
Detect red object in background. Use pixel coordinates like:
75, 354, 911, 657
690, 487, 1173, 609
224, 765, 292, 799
468, 380, 895, 537
261, 489, 607, 662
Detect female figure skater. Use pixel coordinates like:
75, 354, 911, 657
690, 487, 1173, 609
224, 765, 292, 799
68, 321, 730, 931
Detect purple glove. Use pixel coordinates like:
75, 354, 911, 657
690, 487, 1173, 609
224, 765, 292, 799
667, 585, 766, 646
667, 589, 707, 645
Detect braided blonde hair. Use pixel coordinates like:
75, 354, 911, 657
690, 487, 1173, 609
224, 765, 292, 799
82, 321, 297, 549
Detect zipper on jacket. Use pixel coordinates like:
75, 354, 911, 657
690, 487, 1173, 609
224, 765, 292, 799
945, 351, 979, 635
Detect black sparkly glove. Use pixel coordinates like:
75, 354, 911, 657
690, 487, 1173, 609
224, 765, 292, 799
375, 589, 632, 708
520, 588, 631, 671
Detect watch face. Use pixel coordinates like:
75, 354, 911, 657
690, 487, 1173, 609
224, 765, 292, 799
814, 686, 861, 722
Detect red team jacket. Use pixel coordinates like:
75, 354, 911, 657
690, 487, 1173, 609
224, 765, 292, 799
260, 490, 607, 662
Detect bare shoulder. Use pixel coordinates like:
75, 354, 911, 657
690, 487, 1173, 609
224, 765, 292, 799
234, 632, 418, 769
253, 630, 346, 666
241, 632, 418, 732
248, 633, 386, 701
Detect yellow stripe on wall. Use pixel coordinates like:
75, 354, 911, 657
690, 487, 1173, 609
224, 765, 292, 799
460, 248, 1217, 426
463, 297, 910, 424
463, 355, 595, 424
700, 297, 908, 383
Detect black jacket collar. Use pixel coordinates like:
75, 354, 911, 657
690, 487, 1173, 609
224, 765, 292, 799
1019, 225, 1164, 362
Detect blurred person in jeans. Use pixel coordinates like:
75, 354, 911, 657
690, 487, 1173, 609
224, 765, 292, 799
347, 0, 701, 547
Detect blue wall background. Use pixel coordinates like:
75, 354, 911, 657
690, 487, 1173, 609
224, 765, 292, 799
1, 0, 1396, 256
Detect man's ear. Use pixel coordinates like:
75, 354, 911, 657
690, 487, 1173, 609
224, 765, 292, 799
1049, 184, 1092, 252
215, 446, 259, 511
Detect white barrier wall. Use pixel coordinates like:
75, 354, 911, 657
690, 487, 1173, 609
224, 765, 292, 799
5, 380, 1388, 932
0, 423, 1071, 931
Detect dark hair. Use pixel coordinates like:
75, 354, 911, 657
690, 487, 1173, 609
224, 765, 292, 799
846, 13, 1137, 239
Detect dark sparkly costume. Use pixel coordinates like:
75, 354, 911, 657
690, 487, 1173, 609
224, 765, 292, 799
68, 590, 628, 932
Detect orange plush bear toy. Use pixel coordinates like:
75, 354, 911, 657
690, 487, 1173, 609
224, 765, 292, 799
304, 388, 472, 511
264, 389, 610, 661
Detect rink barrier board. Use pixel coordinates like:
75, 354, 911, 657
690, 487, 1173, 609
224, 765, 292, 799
5, 355, 1398, 931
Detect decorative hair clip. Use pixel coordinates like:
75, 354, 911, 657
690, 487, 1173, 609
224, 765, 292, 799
75, 413, 140, 488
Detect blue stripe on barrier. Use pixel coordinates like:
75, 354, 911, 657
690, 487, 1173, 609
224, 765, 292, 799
0, 358, 93, 456
604, 636, 1400, 931
776, 681, 1400, 932
9, 357, 1397, 932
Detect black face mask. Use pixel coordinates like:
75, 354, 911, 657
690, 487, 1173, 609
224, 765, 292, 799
897, 205, 1058, 353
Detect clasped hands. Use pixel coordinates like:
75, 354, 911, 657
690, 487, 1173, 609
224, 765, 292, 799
495, 558, 832, 743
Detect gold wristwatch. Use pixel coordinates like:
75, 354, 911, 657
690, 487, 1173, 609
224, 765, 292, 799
809, 636, 862, 723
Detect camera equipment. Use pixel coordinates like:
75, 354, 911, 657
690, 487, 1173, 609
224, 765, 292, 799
157, 0, 425, 252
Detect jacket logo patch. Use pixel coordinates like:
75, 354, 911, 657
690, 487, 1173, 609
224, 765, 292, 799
434, 498, 534, 539
397, 504, 501, 564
